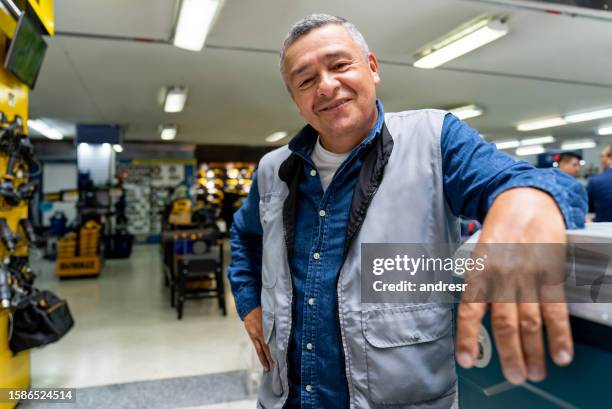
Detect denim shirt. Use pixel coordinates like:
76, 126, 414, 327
228, 101, 587, 409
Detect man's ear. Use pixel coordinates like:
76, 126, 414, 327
368, 52, 381, 85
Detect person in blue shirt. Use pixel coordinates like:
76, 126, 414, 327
587, 145, 612, 222
228, 14, 587, 409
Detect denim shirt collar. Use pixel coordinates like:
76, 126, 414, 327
288, 99, 385, 161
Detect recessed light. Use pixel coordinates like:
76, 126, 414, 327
449, 104, 484, 120
163, 87, 188, 113
160, 125, 177, 140
28, 119, 63, 140
561, 139, 596, 150
173, 0, 221, 51
516, 145, 545, 156
414, 16, 509, 69
597, 126, 612, 135
494, 139, 520, 149
565, 107, 612, 124
520, 136, 555, 146
265, 131, 288, 143
517, 117, 567, 132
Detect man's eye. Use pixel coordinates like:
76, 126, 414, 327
299, 78, 313, 88
334, 62, 349, 70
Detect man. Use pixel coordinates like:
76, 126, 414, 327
587, 144, 612, 222
229, 15, 587, 409
557, 152, 582, 177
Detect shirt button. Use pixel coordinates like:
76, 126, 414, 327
310, 169, 317, 177
319, 210, 326, 217
313, 252, 320, 260
305, 385, 313, 392
306, 343, 313, 350
308, 298, 315, 306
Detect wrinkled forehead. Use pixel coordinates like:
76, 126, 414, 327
282, 25, 360, 73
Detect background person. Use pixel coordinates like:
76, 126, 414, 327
587, 144, 612, 222
557, 152, 582, 177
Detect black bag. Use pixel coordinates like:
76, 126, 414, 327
9, 290, 74, 353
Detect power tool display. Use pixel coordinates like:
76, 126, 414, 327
0, 3, 57, 407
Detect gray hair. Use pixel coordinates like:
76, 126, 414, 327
280, 14, 370, 74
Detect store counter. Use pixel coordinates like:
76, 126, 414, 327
458, 223, 612, 408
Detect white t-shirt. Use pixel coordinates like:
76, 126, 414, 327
311, 137, 350, 191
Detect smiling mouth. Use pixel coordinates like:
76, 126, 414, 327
319, 99, 350, 112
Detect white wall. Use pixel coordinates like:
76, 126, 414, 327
77, 143, 114, 185
42, 163, 78, 226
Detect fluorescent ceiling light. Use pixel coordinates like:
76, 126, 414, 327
520, 135, 555, 146
113, 144, 123, 153
516, 145, 545, 156
173, 0, 221, 51
450, 104, 484, 120
413, 17, 509, 69
265, 131, 288, 143
164, 87, 188, 113
160, 125, 177, 141
516, 117, 567, 132
598, 126, 612, 135
561, 139, 596, 150
28, 119, 63, 140
494, 139, 520, 149
565, 107, 612, 124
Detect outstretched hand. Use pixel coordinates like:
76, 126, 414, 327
455, 188, 573, 384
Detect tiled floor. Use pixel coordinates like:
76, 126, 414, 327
28, 244, 257, 408
183, 400, 256, 409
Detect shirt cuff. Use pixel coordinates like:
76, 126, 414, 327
486, 168, 588, 230
234, 284, 262, 320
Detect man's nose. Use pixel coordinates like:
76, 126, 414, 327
317, 71, 339, 97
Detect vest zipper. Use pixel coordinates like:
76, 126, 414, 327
335, 184, 380, 408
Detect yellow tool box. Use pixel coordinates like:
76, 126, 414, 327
56, 221, 102, 278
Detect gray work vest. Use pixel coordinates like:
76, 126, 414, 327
256, 109, 460, 409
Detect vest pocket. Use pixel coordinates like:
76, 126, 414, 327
362, 304, 456, 406
261, 310, 283, 397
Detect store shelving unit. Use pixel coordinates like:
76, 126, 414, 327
0, 2, 54, 408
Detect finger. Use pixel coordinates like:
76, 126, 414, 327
461, 266, 489, 303
517, 303, 546, 382
253, 339, 270, 371
518, 275, 540, 304
539, 281, 566, 304
262, 342, 275, 368
541, 303, 573, 366
455, 302, 487, 368
491, 303, 526, 384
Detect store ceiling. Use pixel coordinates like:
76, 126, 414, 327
28, 0, 612, 148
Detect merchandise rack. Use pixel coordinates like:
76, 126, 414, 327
0, 2, 54, 408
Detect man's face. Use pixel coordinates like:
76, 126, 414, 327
559, 158, 580, 177
282, 24, 380, 142
602, 147, 612, 170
